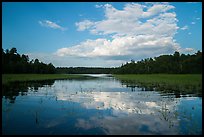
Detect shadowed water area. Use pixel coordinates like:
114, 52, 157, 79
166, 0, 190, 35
2, 74, 202, 135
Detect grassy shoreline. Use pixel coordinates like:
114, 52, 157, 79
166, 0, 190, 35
113, 74, 202, 94
2, 74, 93, 84
2, 74, 202, 94
113, 74, 202, 85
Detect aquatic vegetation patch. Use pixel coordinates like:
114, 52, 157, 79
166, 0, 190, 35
114, 74, 202, 96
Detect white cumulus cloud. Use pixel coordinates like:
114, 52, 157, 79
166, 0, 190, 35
56, 2, 195, 61
39, 20, 67, 31
56, 36, 181, 60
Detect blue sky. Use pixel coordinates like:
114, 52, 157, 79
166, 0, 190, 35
2, 2, 202, 67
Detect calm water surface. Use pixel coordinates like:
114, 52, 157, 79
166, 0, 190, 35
2, 74, 202, 135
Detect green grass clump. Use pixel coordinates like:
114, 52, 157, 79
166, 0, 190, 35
2, 74, 93, 84
113, 74, 201, 85
113, 74, 202, 94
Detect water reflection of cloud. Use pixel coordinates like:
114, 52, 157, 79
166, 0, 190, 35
75, 114, 179, 135
30, 79, 188, 134
53, 88, 182, 134
3, 77, 202, 135
76, 119, 95, 130
55, 91, 179, 116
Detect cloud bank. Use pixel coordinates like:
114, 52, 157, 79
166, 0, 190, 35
56, 3, 194, 63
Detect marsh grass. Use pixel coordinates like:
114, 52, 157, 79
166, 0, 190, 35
113, 74, 202, 95
2, 74, 94, 85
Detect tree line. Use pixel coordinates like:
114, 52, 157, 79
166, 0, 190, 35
2, 47, 202, 74
113, 51, 202, 74
2, 48, 56, 74
56, 51, 202, 74
56, 67, 113, 74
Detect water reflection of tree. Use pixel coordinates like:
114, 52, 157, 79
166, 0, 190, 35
2, 80, 55, 103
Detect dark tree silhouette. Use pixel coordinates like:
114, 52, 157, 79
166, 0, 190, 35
2, 47, 202, 74
112, 51, 202, 74
2, 47, 56, 74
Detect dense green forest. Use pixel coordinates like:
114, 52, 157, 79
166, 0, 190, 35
57, 51, 202, 74
2, 48, 56, 74
2, 47, 202, 74
114, 51, 202, 74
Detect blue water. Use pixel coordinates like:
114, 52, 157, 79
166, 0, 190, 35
2, 74, 202, 135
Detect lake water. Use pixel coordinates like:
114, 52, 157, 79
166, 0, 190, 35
2, 74, 202, 135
